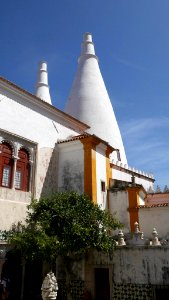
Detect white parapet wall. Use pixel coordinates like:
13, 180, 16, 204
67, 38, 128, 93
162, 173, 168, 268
111, 160, 154, 191
139, 205, 169, 237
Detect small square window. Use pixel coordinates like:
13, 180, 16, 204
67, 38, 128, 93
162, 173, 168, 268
101, 181, 106, 192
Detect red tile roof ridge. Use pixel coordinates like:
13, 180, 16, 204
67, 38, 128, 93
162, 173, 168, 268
58, 133, 91, 143
137, 203, 169, 208
58, 134, 117, 151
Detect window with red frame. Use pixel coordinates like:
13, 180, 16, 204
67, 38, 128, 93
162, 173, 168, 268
15, 148, 30, 191
0, 142, 13, 188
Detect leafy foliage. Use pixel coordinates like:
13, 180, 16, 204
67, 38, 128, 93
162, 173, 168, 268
10, 192, 122, 263
163, 185, 169, 193
155, 185, 161, 193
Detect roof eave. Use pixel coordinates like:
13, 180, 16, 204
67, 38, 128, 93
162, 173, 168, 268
0, 77, 90, 133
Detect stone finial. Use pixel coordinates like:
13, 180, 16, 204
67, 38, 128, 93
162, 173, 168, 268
131, 175, 135, 185
134, 222, 140, 234
152, 228, 161, 246
126, 222, 146, 246
118, 230, 126, 246
41, 271, 58, 300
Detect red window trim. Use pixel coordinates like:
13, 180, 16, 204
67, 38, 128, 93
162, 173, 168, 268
15, 148, 30, 192
0, 142, 13, 188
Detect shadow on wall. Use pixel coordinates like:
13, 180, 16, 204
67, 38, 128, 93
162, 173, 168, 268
61, 160, 83, 194
40, 144, 59, 197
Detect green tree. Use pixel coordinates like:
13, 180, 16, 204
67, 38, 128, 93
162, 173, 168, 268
163, 185, 169, 193
10, 192, 121, 261
10, 192, 122, 298
156, 185, 161, 193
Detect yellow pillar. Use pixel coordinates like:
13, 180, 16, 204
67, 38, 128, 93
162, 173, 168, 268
127, 187, 140, 231
106, 147, 113, 209
81, 137, 99, 203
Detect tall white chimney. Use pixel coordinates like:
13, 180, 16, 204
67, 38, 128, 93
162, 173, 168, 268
36, 61, 52, 104
65, 33, 127, 163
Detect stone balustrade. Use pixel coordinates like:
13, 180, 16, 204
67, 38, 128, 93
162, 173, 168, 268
116, 222, 169, 247
111, 159, 154, 180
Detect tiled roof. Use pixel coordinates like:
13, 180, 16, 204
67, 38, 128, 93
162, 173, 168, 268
58, 133, 116, 150
58, 133, 91, 144
138, 203, 169, 208
145, 193, 169, 205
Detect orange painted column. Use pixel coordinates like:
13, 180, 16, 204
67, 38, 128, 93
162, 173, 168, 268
106, 147, 113, 189
106, 147, 113, 209
81, 137, 99, 203
127, 187, 139, 231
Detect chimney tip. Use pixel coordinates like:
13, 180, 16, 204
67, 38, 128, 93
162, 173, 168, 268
83, 32, 92, 42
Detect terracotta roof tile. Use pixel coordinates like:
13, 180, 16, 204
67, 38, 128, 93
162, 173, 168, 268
58, 133, 91, 144
58, 134, 116, 151
138, 203, 169, 208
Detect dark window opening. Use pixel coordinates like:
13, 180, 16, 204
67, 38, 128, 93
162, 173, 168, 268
101, 181, 106, 192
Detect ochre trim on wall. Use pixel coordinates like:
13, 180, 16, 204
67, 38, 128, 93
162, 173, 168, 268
81, 137, 114, 204
81, 136, 99, 203
106, 147, 113, 209
106, 147, 113, 188
127, 187, 140, 231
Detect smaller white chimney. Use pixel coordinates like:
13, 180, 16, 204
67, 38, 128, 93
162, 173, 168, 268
36, 61, 52, 104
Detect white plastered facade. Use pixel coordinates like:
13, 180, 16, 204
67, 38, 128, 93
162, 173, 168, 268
0, 79, 87, 229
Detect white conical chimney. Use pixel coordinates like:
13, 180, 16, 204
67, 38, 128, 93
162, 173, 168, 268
36, 61, 52, 104
65, 33, 127, 163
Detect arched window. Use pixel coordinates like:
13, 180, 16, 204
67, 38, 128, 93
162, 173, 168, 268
0, 142, 13, 188
15, 148, 30, 191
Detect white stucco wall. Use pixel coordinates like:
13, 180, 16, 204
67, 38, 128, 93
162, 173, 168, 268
109, 190, 130, 233
139, 206, 169, 237
57, 141, 84, 194
0, 88, 81, 198
113, 247, 169, 285
0, 90, 79, 148
35, 147, 59, 198
96, 145, 107, 209
0, 86, 83, 229
0, 189, 30, 230
85, 246, 169, 298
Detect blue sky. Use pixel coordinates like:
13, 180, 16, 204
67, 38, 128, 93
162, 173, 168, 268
1, 0, 169, 189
